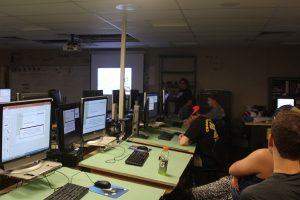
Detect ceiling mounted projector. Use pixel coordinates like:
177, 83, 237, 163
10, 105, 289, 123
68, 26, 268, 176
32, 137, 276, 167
62, 34, 81, 52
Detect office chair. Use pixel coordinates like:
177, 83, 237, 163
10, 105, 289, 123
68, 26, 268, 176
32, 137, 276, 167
48, 89, 63, 123
192, 136, 229, 186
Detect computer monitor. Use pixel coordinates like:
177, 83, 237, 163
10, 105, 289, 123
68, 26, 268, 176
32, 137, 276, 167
81, 96, 107, 142
82, 90, 103, 98
17, 92, 49, 101
129, 89, 141, 110
0, 98, 52, 171
277, 98, 295, 108
147, 92, 159, 120
56, 103, 81, 152
0, 89, 11, 103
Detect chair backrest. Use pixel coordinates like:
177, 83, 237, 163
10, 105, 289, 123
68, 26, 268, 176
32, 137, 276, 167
48, 89, 62, 107
212, 136, 229, 169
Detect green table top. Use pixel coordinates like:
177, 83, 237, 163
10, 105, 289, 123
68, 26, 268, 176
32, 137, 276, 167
127, 129, 195, 154
0, 167, 164, 200
79, 142, 192, 188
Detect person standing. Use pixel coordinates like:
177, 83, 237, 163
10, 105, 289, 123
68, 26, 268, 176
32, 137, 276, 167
175, 78, 193, 114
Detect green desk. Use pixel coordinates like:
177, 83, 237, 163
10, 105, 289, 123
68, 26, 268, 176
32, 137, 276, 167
0, 167, 164, 200
79, 142, 193, 191
127, 130, 195, 154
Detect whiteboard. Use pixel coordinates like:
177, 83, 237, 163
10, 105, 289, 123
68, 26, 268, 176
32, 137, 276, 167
9, 65, 90, 103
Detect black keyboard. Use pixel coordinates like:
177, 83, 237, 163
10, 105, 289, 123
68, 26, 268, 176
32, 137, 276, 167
125, 151, 149, 166
44, 183, 89, 200
158, 132, 174, 141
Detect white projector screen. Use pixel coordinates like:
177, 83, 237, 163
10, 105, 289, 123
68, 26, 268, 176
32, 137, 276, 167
98, 68, 132, 95
91, 51, 144, 94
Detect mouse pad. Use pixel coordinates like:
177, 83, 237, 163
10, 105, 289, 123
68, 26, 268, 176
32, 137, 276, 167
128, 145, 152, 152
89, 185, 128, 198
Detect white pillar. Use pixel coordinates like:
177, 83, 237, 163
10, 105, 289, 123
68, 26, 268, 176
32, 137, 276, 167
118, 14, 127, 120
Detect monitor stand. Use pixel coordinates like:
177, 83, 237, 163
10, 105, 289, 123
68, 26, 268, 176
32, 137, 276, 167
5, 160, 62, 180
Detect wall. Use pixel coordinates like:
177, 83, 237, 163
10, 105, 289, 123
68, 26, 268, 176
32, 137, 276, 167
2, 46, 300, 123
7, 50, 90, 103
144, 47, 300, 122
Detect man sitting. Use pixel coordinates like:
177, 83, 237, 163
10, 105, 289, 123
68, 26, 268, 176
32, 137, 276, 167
241, 111, 300, 200
178, 105, 219, 167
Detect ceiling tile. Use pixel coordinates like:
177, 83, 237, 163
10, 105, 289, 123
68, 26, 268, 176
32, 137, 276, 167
183, 8, 275, 19
21, 14, 102, 24
0, 0, 70, 6
177, 0, 281, 9
0, 2, 87, 16
188, 18, 268, 27
74, 0, 179, 12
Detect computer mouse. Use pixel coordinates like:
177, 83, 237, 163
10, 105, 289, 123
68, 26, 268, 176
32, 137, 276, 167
137, 146, 149, 151
94, 180, 111, 189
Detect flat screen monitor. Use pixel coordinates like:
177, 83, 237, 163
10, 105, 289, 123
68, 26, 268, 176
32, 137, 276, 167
81, 96, 107, 142
0, 89, 11, 103
56, 103, 81, 152
0, 98, 52, 171
146, 92, 159, 120
277, 98, 295, 108
82, 90, 103, 98
129, 89, 141, 110
18, 92, 49, 101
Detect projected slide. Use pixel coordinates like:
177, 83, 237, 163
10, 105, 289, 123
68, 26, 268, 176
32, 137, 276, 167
97, 68, 132, 95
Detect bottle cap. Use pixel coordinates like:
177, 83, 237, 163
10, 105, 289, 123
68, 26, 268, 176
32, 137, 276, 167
163, 146, 169, 151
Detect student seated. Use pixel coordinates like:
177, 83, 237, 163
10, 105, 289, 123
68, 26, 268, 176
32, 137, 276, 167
203, 94, 225, 120
178, 105, 219, 167
240, 111, 300, 200
187, 148, 273, 200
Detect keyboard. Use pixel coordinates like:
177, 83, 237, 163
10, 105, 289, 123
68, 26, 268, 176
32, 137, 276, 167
158, 132, 174, 141
125, 151, 149, 167
44, 183, 89, 200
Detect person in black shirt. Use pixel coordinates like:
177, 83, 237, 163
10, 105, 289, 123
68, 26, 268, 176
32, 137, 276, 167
241, 111, 300, 200
178, 105, 219, 167
175, 78, 193, 114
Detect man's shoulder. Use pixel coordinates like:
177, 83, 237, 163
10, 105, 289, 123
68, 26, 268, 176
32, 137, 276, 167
240, 181, 270, 200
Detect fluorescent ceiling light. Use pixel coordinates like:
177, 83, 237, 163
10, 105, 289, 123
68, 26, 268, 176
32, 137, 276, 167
152, 20, 187, 27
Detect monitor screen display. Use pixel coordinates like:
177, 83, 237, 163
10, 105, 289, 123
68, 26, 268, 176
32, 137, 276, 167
63, 107, 80, 135
82, 98, 107, 135
1, 101, 51, 163
277, 98, 295, 108
147, 93, 158, 119
0, 89, 11, 103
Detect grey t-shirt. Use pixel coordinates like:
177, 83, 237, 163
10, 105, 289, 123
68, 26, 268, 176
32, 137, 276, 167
240, 173, 300, 200
205, 106, 225, 120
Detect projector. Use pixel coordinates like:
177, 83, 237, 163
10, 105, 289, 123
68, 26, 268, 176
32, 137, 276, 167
62, 42, 81, 52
